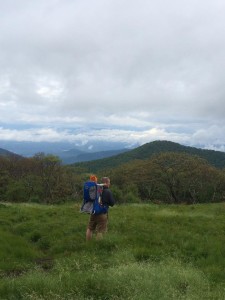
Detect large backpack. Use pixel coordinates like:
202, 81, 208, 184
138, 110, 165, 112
80, 181, 108, 215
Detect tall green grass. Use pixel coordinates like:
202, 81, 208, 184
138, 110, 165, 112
0, 202, 225, 299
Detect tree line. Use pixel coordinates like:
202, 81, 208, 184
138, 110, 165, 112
0, 153, 83, 204
109, 152, 225, 204
1, 151, 225, 204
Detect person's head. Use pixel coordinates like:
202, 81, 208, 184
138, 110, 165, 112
101, 177, 110, 187
90, 175, 98, 183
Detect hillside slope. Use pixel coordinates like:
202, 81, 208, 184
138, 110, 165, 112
0, 148, 22, 158
71, 140, 225, 172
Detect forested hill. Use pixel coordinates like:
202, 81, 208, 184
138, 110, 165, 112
0, 148, 21, 158
71, 140, 225, 173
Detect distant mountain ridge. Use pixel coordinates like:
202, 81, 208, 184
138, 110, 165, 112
0, 145, 127, 164
2, 140, 225, 169
59, 149, 127, 164
0, 148, 22, 158
71, 140, 225, 172
0, 140, 132, 163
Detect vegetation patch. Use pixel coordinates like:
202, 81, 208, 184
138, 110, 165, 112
0, 202, 225, 299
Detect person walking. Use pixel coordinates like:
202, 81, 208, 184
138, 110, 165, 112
86, 177, 115, 241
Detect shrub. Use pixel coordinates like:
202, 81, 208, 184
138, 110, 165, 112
5, 181, 28, 202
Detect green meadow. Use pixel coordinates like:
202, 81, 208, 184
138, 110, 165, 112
0, 202, 225, 299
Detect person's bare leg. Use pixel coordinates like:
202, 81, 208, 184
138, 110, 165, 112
86, 228, 93, 241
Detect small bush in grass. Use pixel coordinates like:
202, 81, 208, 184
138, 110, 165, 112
29, 195, 41, 204
30, 231, 42, 243
123, 191, 140, 203
37, 237, 51, 251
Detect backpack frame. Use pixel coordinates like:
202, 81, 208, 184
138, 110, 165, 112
80, 181, 108, 215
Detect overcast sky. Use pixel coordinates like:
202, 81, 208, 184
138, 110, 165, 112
1, 0, 225, 150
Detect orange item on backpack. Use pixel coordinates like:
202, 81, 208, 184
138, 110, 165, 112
90, 175, 98, 183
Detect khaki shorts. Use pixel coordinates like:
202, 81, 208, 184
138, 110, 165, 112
87, 214, 108, 233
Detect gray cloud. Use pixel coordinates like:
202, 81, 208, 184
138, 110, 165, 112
1, 0, 225, 148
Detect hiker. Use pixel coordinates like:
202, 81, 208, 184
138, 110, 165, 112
86, 177, 115, 241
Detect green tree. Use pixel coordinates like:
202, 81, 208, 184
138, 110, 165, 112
150, 152, 224, 204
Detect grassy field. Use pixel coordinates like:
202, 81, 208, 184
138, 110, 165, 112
0, 202, 225, 299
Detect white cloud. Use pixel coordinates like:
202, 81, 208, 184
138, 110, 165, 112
36, 77, 64, 99
0, 126, 189, 146
1, 123, 225, 152
191, 125, 225, 146
0, 0, 225, 149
